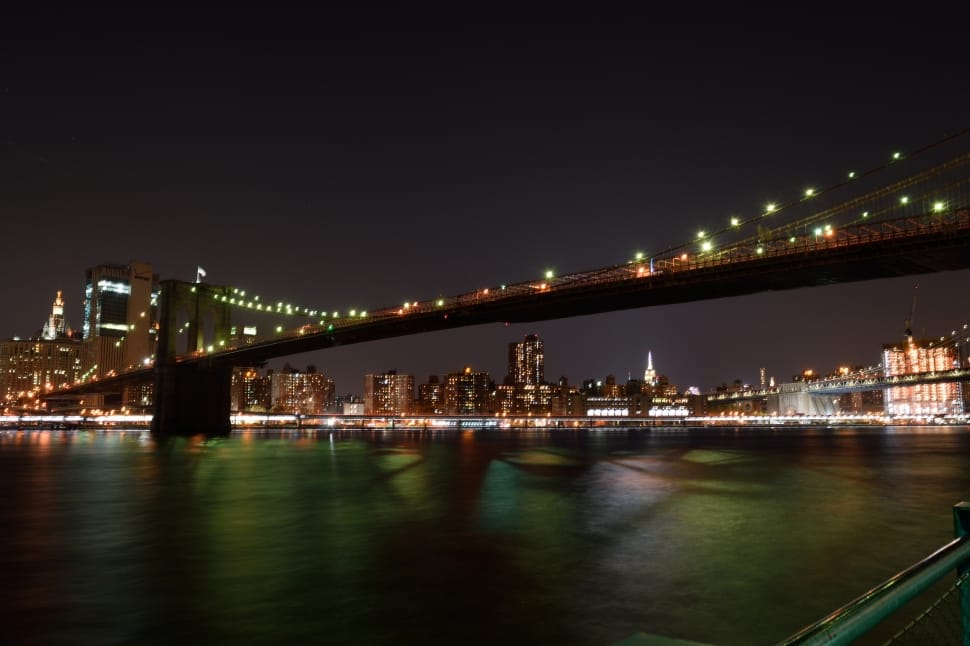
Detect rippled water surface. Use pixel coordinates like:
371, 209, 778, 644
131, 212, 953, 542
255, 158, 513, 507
1, 426, 968, 645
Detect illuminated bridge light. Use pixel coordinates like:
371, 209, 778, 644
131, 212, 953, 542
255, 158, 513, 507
207, 345, 214, 352
756, 246, 764, 255
765, 203, 777, 214
933, 201, 945, 212
544, 269, 554, 279
892, 151, 902, 160
349, 310, 357, 317
730, 217, 740, 227
848, 171, 855, 179
276, 326, 283, 333
900, 196, 909, 204
814, 227, 823, 236
701, 241, 712, 252
635, 251, 644, 260
436, 300, 444, 307
862, 211, 869, 218
697, 230, 705, 239
804, 188, 815, 197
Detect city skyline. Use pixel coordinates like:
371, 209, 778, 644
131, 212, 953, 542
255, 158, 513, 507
3, 7, 970, 392
5, 286, 965, 404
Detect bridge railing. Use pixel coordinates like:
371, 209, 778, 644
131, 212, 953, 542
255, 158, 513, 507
187, 207, 970, 362
777, 502, 970, 646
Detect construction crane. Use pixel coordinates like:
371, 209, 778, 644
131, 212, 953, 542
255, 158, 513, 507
904, 284, 918, 341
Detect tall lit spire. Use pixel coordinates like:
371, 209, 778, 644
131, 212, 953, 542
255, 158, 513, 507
42, 290, 67, 339
644, 351, 656, 386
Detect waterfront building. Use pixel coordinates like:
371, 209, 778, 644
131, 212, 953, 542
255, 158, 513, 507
417, 375, 445, 415
882, 338, 963, 416
494, 382, 516, 415
838, 390, 885, 414
0, 291, 82, 407
332, 393, 364, 415
364, 370, 414, 416
444, 367, 492, 415
231, 367, 272, 412
271, 365, 335, 415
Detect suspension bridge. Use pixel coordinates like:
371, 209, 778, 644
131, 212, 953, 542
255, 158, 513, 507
41, 133, 970, 434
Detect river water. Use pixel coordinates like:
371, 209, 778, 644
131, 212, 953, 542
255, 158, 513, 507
1, 426, 967, 646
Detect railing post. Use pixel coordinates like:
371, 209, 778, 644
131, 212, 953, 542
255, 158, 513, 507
955, 502, 970, 646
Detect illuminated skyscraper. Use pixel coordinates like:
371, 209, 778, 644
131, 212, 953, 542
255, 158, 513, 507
41, 291, 68, 340
364, 370, 414, 415
509, 334, 543, 386
643, 351, 656, 387
81, 261, 159, 379
882, 338, 962, 416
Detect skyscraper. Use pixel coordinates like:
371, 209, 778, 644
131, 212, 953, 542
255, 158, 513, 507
41, 291, 68, 339
643, 351, 657, 387
81, 261, 159, 379
509, 334, 544, 386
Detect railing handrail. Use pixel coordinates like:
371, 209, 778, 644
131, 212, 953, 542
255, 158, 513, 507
777, 532, 970, 645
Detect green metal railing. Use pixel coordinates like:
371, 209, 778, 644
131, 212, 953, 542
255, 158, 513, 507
778, 502, 970, 646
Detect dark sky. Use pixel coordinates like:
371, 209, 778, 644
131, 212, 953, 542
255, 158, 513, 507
3, 5, 970, 394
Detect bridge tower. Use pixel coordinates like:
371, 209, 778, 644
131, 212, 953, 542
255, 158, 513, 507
152, 279, 235, 436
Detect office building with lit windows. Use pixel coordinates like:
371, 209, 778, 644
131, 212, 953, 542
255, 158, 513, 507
231, 367, 272, 412
882, 338, 963, 416
417, 375, 445, 415
509, 334, 544, 386
508, 334, 550, 413
80, 261, 159, 380
0, 292, 81, 404
444, 367, 493, 415
270, 366, 335, 415
364, 370, 414, 415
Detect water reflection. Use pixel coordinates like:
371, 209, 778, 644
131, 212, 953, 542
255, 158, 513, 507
0, 427, 967, 645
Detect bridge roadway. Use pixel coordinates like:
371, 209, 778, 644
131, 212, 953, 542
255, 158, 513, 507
46, 209, 970, 434
203, 209, 970, 366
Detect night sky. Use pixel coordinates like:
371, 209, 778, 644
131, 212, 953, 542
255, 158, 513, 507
3, 6, 970, 394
